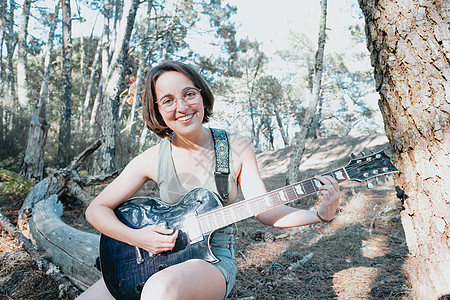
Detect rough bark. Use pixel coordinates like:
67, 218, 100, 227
81, 37, 101, 129
21, 1, 60, 180
57, 0, 72, 168
0, 0, 5, 87
89, 0, 112, 133
4, 0, 16, 101
16, 0, 31, 109
358, 0, 450, 298
97, 0, 139, 174
287, 0, 327, 184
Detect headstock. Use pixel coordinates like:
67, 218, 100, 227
345, 150, 398, 183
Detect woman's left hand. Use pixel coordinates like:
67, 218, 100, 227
315, 175, 341, 222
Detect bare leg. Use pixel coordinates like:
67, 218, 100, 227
141, 259, 227, 300
75, 278, 115, 300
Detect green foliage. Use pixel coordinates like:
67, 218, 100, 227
0, 168, 36, 194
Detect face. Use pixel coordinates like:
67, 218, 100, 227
154, 71, 205, 137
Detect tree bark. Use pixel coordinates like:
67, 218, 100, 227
57, 0, 72, 168
287, 0, 327, 184
16, 0, 31, 109
4, 0, 16, 101
81, 37, 101, 129
358, 0, 450, 298
89, 0, 112, 134
21, 0, 60, 180
97, 0, 139, 174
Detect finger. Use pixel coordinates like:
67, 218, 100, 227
316, 175, 339, 191
152, 225, 175, 235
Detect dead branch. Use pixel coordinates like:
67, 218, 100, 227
64, 139, 102, 172
78, 169, 121, 186
0, 209, 80, 299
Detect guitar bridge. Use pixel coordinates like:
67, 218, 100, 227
183, 213, 204, 244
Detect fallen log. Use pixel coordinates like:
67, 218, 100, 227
29, 194, 101, 290
0, 209, 80, 299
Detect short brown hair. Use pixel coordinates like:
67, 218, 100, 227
142, 61, 215, 138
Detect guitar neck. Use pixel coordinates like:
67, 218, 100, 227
197, 168, 349, 234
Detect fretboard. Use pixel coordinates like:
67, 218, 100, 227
197, 168, 349, 234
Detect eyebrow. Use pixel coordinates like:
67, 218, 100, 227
158, 86, 197, 101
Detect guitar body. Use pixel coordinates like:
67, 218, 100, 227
99, 188, 223, 300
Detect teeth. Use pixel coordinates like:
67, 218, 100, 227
179, 114, 192, 121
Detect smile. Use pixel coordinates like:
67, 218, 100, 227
177, 113, 194, 122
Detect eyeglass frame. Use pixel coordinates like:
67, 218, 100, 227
156, 86, 202, 112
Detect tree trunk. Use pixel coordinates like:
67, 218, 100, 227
21, 1, 60, 180
273, 104, 289, 147
16, 0, 31, 109
97, 0, 139, 174
358, 0, 450, 298
57, 0, 72, 168
0, 0, 6, 88
81, 37, 101, 129
89, 0, 112, 135
287, 0, 327, 184
5, 0, 16, 101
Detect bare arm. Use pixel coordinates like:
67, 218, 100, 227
233, 135, 341, 227
85, 145, 177, 253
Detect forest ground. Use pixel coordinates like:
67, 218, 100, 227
0, 135, 414, 299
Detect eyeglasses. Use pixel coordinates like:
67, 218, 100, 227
157, 87, 202, 112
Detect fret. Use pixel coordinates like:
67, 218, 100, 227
312, 178, 323, 190
332, 168, 347, 182
277, 189, 288, 204
293, 183, 305, 197
266, 193, 276, 207
302, 179, 316, 194
285, 186, 297, 201
217, 210, 226, 227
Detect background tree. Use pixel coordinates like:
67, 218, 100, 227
57, 0, 72, 167
16, 0, 31, 109
287, 0, 328, 185
21, 1, 60, 180
359, 0, 450, 298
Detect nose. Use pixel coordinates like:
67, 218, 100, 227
175, 96, 189, 111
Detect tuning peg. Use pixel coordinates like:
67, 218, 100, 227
351, 153, 357, 159
367, 180, 374, 189
360, 151, 367, 157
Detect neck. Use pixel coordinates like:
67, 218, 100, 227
172, 127, 212, 151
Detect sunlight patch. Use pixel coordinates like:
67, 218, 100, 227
332, 266, 379, 299
361, 234, 388, 258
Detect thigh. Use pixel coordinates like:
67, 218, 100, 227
141, 259, 227, 300
75, 278, 115, 300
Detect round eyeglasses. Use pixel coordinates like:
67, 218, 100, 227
157, 87, 202, 112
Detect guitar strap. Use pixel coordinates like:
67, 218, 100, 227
210, 128, 230, 203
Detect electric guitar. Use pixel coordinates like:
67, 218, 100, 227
99, 150, 398, 300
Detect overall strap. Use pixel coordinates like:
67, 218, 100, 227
210, 128, 230, 203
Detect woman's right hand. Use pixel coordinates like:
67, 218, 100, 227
132, 225, 178, 255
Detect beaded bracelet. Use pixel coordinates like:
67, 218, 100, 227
316, 211, 333, 223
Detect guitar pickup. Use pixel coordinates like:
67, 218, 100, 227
183, 213, 204, 244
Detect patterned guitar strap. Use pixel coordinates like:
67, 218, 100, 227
210, 128, 230, 203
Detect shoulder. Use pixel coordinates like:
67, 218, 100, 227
124, 142, 161, 180
228, 132, 254, 158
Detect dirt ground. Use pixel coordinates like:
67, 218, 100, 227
0, 135, 413, 299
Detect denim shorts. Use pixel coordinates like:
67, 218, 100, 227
210, 225, 237, 299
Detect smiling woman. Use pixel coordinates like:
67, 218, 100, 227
76, 61, 341, 300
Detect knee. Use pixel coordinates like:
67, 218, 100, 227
140, 273, 181, 300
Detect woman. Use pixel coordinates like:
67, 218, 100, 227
77, 61, 341, 299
